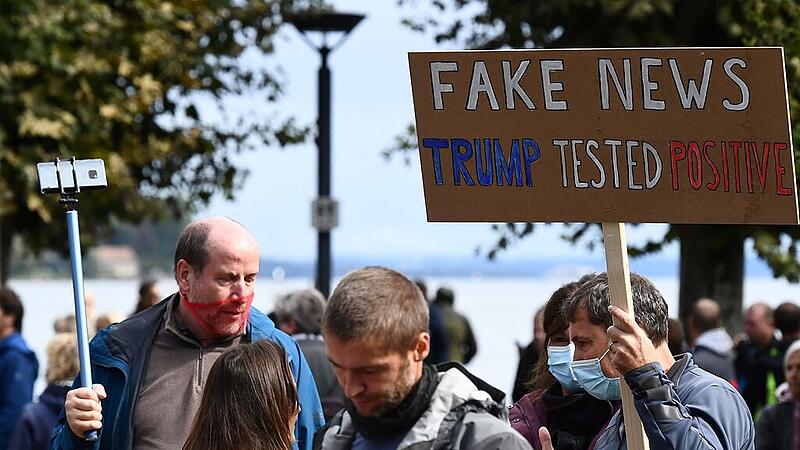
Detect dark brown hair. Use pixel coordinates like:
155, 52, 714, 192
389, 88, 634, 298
528, 279, 585, 392
183, 340, 298, 450
133, 280, 159, 315
323, 267, 428, 353
0, 287, 23, 331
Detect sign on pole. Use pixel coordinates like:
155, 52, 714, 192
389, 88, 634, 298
409, 48, 797, 225
409, 47, 797, 450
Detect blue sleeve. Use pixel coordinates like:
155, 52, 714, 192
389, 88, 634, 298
0, 352, 37, 449
49, 378, 100, 450
624, 363, 755, 450
287, 338, 325, 450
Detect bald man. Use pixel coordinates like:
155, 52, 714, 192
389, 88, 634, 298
687, 298, 736, 383
735, 303, 784, 418
51, 217, 324, 450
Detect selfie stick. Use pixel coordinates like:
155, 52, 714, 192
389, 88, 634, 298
52, 157, 100, 442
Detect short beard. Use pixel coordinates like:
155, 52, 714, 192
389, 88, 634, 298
373, 358, 416, 417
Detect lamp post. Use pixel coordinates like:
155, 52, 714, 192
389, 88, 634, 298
289, 11, 364, 298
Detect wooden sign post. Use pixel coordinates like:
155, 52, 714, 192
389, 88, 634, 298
408, 47, 798, 450
602, 222, 648, 449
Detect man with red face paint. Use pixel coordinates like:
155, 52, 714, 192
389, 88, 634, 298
50, 217, 324, 450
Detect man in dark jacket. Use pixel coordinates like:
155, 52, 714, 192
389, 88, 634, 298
316, 267, 531, 450
416, 280, 450, 365
433, 287, 477, 364
512, 307, 544, 403
687, 298, 736, 384
0, 287, 39, 450
9, 333, 79, 450
540, 272, 753, 450
275, 288, 346, 422
775, 301, 800, 350
735, 303, 784, 418
51, 217, 324, 450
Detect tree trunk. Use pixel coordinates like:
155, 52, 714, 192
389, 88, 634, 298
676, 225, 745, 337
0, 217, 12, 286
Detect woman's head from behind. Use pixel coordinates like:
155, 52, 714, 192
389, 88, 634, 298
184, 340, 298, 450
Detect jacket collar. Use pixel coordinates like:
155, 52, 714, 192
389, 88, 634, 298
436, 361, 507, 404
97, 293, 279, 365
666, 353, 694, 387
0, 331, 31, 353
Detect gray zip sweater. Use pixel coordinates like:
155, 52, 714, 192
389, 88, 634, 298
316, 363, 532, 450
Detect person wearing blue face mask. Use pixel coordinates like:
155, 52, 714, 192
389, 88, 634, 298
571, 344, 620, 402
538, 272, 754, 450
509, 279, 619, 450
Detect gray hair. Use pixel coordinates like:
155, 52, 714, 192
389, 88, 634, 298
273, 289, 326, 334
563, 272, 669, 346
322, 266, 428, 353
173, 221, 211, 274
785, 340, 800, 367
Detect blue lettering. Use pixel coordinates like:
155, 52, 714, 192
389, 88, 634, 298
451, 138, 475, 186
475, 138, 494, 186
523, 139, 540, 187
422, 138, 447, 185
495, 139, 522, 186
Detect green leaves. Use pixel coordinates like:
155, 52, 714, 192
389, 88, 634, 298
400, 0, 800, 281
0, 0, 311, 282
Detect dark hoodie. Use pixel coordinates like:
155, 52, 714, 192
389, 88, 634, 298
0, 332, 39, 450
8, 384, 71, 450
691, 328, 736, 384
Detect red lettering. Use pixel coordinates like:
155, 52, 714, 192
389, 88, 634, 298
774, 142, 793, 196
703, 140, 720, 190
670, 140, 686, 191
730, 141, 742, 193
752, 142, 770, 193
744, 142, 754, 193
721, 141, 730, 192
687, 141, 703, 190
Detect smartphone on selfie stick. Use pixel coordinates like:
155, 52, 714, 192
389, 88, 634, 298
37, 157, 108, 442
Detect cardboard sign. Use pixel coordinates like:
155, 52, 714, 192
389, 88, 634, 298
408, 48, 798, 224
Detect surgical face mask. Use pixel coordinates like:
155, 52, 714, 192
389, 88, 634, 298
571, 347, 621, 400
547, 342, 582, 393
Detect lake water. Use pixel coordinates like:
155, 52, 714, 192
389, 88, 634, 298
9, 275, 800, 400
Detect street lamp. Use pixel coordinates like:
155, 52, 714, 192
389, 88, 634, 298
289, 11, 365, 298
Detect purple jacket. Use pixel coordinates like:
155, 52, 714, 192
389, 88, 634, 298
509, 390, 548, 448
509, 389, 615, 450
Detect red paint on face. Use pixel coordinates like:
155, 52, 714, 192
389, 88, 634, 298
182, 293, 254, 338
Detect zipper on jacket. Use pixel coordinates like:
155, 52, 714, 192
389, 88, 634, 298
196, 347, 204, 388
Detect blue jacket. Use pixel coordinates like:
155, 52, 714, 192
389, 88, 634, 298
593, 354, 754, 450
0, 332, 39, 450
49, 297, 324, 450
9, 384, 70, 450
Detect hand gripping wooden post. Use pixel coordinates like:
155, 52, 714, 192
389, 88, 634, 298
603, 222, 649, 450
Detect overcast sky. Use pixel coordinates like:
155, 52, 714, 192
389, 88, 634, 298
201, 0, 674, 264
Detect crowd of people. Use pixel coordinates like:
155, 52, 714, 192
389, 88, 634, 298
0, 216, 798, 449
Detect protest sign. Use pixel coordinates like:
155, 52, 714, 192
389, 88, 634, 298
409, 47, 798, 450
409, 48, 798, 224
